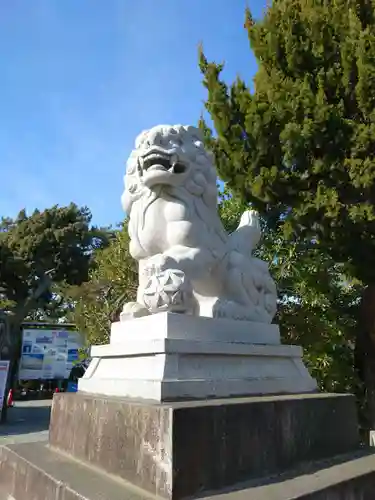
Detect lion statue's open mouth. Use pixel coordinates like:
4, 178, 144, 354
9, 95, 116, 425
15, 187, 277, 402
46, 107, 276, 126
140, 151, 187, 176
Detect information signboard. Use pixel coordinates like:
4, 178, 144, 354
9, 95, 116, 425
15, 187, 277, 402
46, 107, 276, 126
18, 328, 83, 380
0, 360, 10, 415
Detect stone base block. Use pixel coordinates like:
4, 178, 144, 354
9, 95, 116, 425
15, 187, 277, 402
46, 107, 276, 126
109, 312, 281, 344
78, 313, 317, 401
47, 391, 360, 499
0, 441, 144, 500
3, 442, 375, 500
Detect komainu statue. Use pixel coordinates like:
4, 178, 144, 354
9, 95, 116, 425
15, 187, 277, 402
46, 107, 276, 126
121, 124, 277, 323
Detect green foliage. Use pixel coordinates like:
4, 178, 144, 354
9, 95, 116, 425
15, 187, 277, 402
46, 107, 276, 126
199, 1, 375, 423
273, 242, 360, 394
67, 224, 137, 346
199, 0, 375, 283
0, 203, 109, 420
219, 193, 361, 394
0, 203, 110, 353
0, 204, 109, 312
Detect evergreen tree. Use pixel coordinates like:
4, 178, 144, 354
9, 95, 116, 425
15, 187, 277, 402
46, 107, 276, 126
199, 0, 375, 427
67, 224, 137, 346
0, 204, 109, 422
219, 192, 360, 397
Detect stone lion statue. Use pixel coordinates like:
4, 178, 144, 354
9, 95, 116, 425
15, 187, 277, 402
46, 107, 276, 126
121, 124, 277, 323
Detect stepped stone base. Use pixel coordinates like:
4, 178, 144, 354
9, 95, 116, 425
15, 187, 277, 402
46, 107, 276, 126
0, 312, 368, 499
78, 313, 317, 401
2, 443, 375, 500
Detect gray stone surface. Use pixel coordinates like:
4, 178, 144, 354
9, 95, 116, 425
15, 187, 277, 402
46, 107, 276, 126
48, 392, 360, 499
201, 450, 375, 500
0, 442, 146, 500
50, 392, 173, 498
0, 400, 51, 446
2, 442, 375, 499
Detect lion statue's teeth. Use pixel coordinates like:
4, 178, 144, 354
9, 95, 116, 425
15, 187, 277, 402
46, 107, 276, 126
120, 124, 277, 324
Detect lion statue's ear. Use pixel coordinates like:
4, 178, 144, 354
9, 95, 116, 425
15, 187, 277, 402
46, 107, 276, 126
135, 129, 149, 149
183, 125, 204, 141
121, 175, 132, 214
122, 151, 142, 214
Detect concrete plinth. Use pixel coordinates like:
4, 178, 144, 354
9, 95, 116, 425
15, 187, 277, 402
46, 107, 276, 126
47, 392, 359, 499
1, 391, 374, 500
78, 313, 317, 400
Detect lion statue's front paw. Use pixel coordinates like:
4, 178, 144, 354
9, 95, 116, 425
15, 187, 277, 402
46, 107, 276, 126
120, 301, 150, 322
144, 254, 177, 277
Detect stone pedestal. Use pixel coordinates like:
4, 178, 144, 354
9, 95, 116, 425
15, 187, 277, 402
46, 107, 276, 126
78, 313, 317, 400
0, 391, 364, 500
47, 392, 360, 499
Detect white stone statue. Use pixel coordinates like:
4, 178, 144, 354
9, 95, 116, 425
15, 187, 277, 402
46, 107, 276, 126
78, 125, 317, 401
121, 124, 277, 323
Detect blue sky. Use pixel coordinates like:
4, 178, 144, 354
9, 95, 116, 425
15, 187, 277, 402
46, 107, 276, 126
0, 0, 266, 228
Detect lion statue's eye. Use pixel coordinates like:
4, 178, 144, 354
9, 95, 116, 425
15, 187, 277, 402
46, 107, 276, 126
171, 138, 183, 147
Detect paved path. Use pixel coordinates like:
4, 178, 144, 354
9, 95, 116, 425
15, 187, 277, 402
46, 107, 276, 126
0, 399, 51, 445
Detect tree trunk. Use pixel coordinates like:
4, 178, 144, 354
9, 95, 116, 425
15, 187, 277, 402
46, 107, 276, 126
0, 330, 21, 424
355, 284, 375, 431
0, 357, 13, 424
0, 315, 12, 424
0, 269, 53, 423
